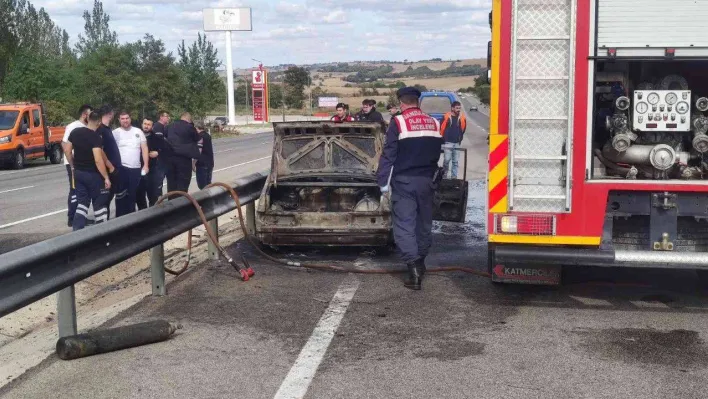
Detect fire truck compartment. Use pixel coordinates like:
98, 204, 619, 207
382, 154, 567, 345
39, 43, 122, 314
590, 60, 708, 183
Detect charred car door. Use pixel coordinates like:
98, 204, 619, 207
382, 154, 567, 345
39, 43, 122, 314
433, 146, 469, 223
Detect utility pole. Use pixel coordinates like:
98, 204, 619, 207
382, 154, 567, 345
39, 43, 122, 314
308, 74, 312, 121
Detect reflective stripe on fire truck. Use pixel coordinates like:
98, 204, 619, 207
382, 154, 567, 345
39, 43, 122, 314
488, 134, 508, 213
488, 0, 507, 214
488, 234, 601, 246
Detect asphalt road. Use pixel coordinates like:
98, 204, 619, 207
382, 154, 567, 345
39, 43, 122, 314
0, 131, 275, 254
4, 107, 708, 399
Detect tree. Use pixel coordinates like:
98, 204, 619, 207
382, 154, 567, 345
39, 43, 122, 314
130, 34, 181, 119
268, 82, 283, 109
234, 80, 252, 108
283, 66, 309, 109
387, 90, 399, 107
76, 0, 117, 56
472, 75, 490, 105
176, 33, 225, 120
0, 0, 18, 90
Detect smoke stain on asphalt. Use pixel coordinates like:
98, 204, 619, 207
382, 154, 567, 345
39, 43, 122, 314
575, 328, 708, 369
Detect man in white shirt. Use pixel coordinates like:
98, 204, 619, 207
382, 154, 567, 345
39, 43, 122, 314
61, 104, 93, 227
112, 111, 149, 217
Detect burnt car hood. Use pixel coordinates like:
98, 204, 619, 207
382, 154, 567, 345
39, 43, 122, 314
271, 121, 385, 181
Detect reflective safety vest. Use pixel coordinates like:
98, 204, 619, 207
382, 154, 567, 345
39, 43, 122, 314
440, 112, 467, 138
393, 108, 442, 141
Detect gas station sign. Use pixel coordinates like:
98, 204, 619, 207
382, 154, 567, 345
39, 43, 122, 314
252, 68, 269, 122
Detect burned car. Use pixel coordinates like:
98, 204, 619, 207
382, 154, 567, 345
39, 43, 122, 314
254, 121, 468, 247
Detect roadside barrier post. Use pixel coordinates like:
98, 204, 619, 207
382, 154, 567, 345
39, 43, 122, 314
57, 286, 77, 338
246, 203, 256, 235
150, 245, 166, 296
208, 218, 219, 260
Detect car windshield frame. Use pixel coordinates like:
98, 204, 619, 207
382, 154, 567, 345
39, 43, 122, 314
0, 111, 19, 131
420, 96, 452, 114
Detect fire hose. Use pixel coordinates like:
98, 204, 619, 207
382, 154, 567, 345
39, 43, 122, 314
154, 182, 492, 280
155, 182, 661, 289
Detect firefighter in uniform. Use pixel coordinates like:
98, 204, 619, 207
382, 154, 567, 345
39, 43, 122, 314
376, 87, 443, 290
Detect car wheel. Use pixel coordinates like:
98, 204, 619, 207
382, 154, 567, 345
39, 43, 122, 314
12, 150, 25, 170
49, 145, 63, 164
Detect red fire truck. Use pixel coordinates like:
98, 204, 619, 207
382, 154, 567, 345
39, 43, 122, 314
486, 0, 708, 284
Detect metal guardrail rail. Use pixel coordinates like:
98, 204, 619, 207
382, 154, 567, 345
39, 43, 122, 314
0, 171, 268, 328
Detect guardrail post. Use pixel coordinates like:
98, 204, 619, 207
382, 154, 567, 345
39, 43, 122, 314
208, 218, 219, 260
57, 286, 77, 338
150, 244, 166, 296
246, 202, 256, 235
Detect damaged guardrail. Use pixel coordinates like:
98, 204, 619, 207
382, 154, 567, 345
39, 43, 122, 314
0, 170, 268, 335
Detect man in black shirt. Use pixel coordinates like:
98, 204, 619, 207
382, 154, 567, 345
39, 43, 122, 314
96, 105, 121, 219
194, 122, 214, 190
63, 111, 111, 231
355, 99, 385, 122
153, 110, 170, 137
136, 118, 167, 209
165, 112, 200, 192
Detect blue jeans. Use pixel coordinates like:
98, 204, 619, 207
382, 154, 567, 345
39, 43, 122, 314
196, 165, 213, 190
72, 169, 110, 231
442, 142, 460, 179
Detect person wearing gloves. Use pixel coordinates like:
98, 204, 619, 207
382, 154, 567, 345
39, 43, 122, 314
375, 87, 443, 290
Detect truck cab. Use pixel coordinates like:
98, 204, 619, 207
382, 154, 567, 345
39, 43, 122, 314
419, 91, 456, 122
0, 103, 64, 169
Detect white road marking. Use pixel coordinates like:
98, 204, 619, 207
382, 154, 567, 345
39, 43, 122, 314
0, 186, 34, 195
191, 156, 271, 179
0, 209, 67, 230
0, 165, 60, 177
273, 278, 360, 399
630, 300, 670, 309
569, 296, 613, 307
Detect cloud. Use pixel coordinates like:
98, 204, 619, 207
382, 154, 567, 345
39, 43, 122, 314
26, 0, 491, 68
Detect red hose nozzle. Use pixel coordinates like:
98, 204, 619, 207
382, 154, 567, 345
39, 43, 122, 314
240, 269, 250, 281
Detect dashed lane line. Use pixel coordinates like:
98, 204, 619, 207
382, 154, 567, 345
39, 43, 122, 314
0, 209, 67, 230
0, 186, 34, 195
273, 278, 360, 399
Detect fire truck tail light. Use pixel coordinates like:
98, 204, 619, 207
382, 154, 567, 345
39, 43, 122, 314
497, 215, 555, 235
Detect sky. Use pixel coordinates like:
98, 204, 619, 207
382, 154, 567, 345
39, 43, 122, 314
30, 0, 492, 69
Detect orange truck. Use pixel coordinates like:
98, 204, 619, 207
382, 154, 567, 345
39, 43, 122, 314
0, 103, 65, 169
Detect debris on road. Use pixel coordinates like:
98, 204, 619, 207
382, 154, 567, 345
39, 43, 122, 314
55, 320, 181, 360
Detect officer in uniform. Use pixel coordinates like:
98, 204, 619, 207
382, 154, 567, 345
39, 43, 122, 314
63, 111, 112, 230
376, 87, 443, 290
165, 112, 200, 192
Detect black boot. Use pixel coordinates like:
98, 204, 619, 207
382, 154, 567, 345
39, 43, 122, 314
415, 257, 427, 278
404, 263, 422, 290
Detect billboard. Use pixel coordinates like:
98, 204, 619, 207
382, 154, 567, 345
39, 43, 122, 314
203, 8, 253, 31
318, 97, 339, 107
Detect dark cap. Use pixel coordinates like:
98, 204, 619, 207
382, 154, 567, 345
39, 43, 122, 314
396, 86, 422, 99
